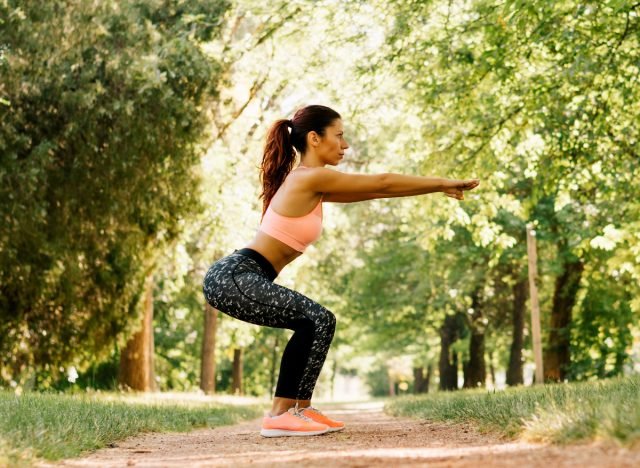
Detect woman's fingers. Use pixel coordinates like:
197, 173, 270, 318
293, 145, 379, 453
444, 179, 479, 200
446, 178, 479, 191
444, 191, 464, 200
462, 179, 480, 189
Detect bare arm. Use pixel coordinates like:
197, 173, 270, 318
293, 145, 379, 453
301, 168, 480, 203
323, 190, 436, 203
302, 167, 446, 195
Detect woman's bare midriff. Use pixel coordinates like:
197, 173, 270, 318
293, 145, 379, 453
242, 167, 321, 275
244, 231, 303, 275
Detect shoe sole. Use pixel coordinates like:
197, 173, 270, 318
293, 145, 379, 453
260, 428, 329, 437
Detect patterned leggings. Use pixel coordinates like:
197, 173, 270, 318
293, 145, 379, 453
202, 248, 336, 400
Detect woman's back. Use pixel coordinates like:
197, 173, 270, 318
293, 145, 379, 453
246, 166, 325, 274
267, 166, 323, 218
258, 166, 324, 254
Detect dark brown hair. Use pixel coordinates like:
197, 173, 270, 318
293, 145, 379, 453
259, 105, 341, 218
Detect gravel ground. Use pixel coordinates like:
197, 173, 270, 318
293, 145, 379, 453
37, 400, 640, 467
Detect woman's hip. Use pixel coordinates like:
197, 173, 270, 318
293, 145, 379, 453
202, 248, 276, 310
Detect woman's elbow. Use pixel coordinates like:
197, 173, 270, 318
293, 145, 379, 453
378, 173, 391, 193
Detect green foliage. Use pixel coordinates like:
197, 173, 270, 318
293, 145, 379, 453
53, 352, 121, 392
365, 361, 393, 397
569, 278, 635, 380
349, 0, 640, 383
152, 275, 205, 392
2, 0, 639, 399
0, 0, 229, 388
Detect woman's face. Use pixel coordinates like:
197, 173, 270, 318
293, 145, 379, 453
317, 119, 349, 165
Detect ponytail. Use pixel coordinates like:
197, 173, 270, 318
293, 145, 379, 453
259, 119, 295, 219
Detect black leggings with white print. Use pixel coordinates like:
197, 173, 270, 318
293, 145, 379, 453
202, 248, 336, 400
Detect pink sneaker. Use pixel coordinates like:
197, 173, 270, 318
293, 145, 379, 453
299, 406, 345, 432
261, 407, 330, 437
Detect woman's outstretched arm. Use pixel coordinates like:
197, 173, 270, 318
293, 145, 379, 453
322, 192, 395, 203
306, 168, 479, 201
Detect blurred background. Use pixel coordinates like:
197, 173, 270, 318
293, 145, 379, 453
1, 0, 639, 400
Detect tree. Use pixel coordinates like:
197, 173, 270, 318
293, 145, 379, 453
372, 0, 640, 384
506, 278, 527, 385
0, 0, 229, 389
200, 304, 219, 394
118, 274, 155, 391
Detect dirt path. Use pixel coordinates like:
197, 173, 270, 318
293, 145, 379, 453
39, 401, 639, 467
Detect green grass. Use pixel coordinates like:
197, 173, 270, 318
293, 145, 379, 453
0, 390, 265, 466
385, 375, 640, 445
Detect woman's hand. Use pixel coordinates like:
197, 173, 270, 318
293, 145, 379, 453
442, 178, 480, 201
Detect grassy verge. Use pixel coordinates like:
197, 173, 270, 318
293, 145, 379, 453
0, 390, 265, 466
385, 375, 640, 445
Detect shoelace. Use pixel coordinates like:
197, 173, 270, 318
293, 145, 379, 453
305, 405, 324, 415
289, 407, 314, 422
299, 406, 326, 418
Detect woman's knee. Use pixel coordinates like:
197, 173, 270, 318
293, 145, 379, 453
297, 307, 335, 332
317, 308, 336, 332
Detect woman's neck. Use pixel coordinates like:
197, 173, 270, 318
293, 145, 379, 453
298, 161, 323, 168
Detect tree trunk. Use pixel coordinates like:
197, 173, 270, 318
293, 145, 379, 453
463, 291, 486, 389
506, 278, 527, 386
148, 313, 156, 392
118, 273, 154, 391
439, 314, 460, 390
544, 257, 584, 382
425, 364, 432, 393
452, 353, 459, 388
269, 334, 279, 396
413, 365, 430, 393
488, 352, 496, 387
231, 348, 243, 395
463, 331, 486, 388
331, 358, 337, 400
413, 367, 424, 394
200, 303, 218, 394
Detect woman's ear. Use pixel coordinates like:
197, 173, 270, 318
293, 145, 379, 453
307, 131, 320, 147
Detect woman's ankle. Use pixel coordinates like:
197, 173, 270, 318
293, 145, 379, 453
269, 397, 312, 416
269, 406, 294, 416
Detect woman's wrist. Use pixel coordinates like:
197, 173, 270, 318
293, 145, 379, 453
438, 178, 452, 192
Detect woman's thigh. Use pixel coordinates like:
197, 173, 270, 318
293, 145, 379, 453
204, 255, 333, 330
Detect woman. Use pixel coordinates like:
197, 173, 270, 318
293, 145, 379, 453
202, 105, 480, 438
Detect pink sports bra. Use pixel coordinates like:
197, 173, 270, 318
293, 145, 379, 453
258, 166, 323, 252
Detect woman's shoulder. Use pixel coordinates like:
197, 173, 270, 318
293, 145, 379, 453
283, 167, 332, 198
293, 166, 343, 177
289, 166, 339, 188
